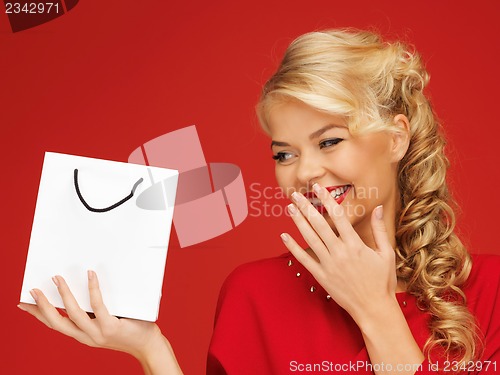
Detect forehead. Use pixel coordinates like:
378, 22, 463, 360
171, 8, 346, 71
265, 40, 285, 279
267, 101, 347, 137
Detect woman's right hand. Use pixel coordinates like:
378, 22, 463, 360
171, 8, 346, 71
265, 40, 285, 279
18, 271, 183, 375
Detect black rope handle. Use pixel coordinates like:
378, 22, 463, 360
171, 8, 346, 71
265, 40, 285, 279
74, 169, 144, 213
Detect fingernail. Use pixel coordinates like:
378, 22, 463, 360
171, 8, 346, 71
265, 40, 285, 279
291, 191, 302, 202
312, 183, 321, 195
52, 276, 59, 287
287, 203, 298, 215
375, 205, 383, 220
17, 304, 27, 312
280, 233, 289, 242
30, 289, 38, 302
88, 270, 94, 280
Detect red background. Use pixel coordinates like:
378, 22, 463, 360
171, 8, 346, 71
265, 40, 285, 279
1, 1, 499, 374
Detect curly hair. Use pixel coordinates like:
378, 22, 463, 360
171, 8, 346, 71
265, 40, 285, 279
256, 28, 481, 364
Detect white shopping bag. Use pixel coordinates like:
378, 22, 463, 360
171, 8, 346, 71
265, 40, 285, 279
20, 152, 178, 321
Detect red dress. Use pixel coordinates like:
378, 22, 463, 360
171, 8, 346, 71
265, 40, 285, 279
207, 253, 500, 374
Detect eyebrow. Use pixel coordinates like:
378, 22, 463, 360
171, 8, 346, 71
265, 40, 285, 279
270, 124, 346, 148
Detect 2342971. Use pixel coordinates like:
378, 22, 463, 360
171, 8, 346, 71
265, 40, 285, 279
5, 2, 60, 14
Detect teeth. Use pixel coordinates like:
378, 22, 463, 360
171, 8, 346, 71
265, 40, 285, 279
308, 185, 350, 206
331, 185, 349, 199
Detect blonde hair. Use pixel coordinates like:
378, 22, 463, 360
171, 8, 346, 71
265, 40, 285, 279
257, 28, 481, 364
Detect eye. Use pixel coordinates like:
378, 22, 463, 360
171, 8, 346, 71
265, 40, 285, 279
272, 152, 296, 164
319, 138, 343, 149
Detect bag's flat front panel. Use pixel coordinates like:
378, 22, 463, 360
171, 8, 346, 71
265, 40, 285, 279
20, 152, 178, 321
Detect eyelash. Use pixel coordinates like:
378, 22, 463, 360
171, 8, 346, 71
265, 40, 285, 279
319, 138, 343, 149
272, 138, 344, 163
272, 152, 293, 163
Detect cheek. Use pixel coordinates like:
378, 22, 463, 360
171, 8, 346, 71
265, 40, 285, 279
354, 164, 392, 197
329, 147, 373, 182
336, 145, 393, 196
275, 167, 290, 192
275, 166, 300, 199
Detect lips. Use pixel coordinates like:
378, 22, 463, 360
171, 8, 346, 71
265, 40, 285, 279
303, 185, 352, 214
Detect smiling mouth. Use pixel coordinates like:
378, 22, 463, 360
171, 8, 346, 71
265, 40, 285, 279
304, 185, 352, 213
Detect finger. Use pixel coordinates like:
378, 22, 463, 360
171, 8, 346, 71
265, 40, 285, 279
87, 270, 112, 323
53, 276, 99, 336
287, 202, 330, 261
312, 183, 360, 244
280, 232, 322, 277
28, 289, 94, 345
291, 192, 340, 252
370, 205, 393, 255
18, 302, 51, 327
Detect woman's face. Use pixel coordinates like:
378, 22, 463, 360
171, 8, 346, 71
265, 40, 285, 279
268, 100, 403, 243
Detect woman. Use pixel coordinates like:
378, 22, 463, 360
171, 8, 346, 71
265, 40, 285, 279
19, 29, 500, 374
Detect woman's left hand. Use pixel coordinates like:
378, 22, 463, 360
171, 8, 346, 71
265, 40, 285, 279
280, 183, 398, 326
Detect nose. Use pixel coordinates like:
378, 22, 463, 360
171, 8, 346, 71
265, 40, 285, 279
295, 150, 326, 188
